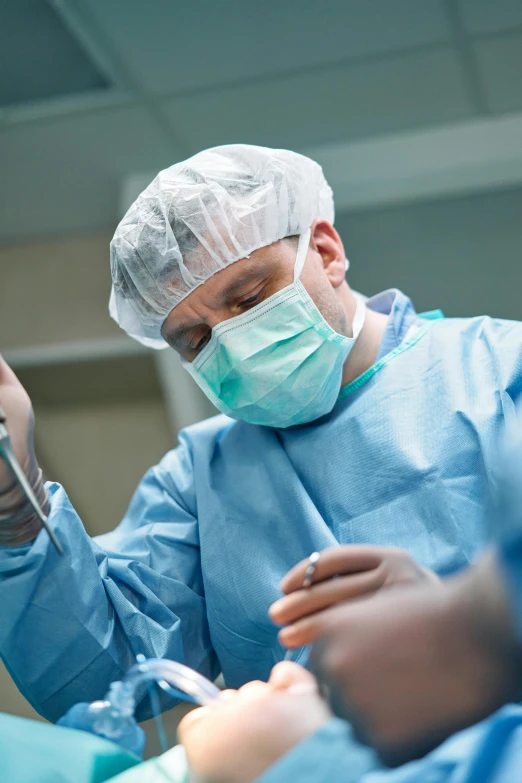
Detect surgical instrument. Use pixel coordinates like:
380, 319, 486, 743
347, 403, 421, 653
284, 551, 321, 661
0, 402, 63, 554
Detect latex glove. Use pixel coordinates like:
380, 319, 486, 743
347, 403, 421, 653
270, 545, 440, 650
178, 662, 331, 783
310, 551, 522, 766
0, 355, 47, 545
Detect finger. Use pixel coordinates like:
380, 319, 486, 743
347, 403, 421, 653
278, 603, 345, 649
279, 592, 379, 649
281, 545, 387, 594
271, 569, 384, 625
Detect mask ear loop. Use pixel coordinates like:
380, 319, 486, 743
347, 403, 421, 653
351, 295, 366, 341
293, 229, 312, 282
344, 255, 366, 340
293, 229, 364, 341
294, 230, 351, 280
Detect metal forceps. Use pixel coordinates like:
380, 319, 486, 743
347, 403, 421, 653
0, 403, 63, 554
284, 551, 321, 661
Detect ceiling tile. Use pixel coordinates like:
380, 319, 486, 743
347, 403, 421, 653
84, 0, 450, 94
162, 47, 475, 153
0, 106, 179, 241
474, 33, 522, 114
460, 0, 522, 36
0, 0, 109, 107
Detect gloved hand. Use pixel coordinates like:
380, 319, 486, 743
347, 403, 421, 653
309, 551, 522, 767
270, 545, 440, 650
0, 355, 48, 545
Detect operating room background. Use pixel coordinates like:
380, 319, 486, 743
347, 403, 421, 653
1, 0, 521, 758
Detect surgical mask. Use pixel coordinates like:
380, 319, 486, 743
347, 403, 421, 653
182, 229, 365, 428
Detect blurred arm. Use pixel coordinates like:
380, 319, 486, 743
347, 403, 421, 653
257, 719, 378, 783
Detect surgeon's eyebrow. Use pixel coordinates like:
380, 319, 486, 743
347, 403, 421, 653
163, 259, 272, 347
215, 259, 269, 305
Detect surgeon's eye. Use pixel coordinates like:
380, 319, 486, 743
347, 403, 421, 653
193, 332, 210, 353
239, 292, 261, 309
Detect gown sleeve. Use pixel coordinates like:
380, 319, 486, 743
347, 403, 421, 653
0, 431, 219, 722
493, 400, 522, 643
257, 719, 379, 783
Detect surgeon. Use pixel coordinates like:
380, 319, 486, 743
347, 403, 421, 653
1, 144, 522, 724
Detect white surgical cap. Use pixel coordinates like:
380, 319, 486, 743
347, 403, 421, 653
109, 144, 334, 349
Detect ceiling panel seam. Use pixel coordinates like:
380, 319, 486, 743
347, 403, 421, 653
52, 0, 190, 157
155, 39, 457, 102
442, 0, 491, 116
46, 0, 126, 95
475, 24, 522, 41
0, 91, 136, 131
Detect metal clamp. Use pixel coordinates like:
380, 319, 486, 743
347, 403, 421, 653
0, 403, 63, 554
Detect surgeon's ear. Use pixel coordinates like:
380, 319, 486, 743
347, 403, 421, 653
311, 220, 347, 289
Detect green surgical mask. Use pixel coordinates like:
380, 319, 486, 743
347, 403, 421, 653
182, 230, 365, 428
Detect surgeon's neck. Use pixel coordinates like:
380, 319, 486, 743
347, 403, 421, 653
341, 299, 388, 388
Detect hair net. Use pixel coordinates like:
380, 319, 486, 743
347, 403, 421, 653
109, 144, 334, 348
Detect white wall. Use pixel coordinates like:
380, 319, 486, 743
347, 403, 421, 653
0, 231, 118, 349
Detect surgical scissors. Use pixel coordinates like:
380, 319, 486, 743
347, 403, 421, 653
0, 403, 63, 554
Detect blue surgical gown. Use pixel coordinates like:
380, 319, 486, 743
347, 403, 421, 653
258, 706, 522, 783
1, 291, 522, 722
494, 404, 522, 645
